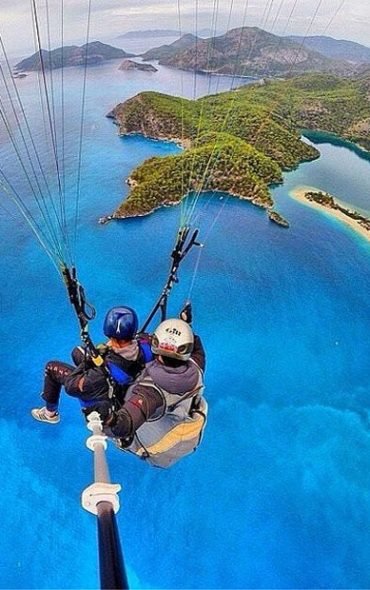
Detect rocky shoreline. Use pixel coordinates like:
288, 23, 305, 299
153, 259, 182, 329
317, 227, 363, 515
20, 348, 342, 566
100, 178, 288, 227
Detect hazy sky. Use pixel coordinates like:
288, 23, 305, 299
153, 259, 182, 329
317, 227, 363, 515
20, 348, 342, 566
1, 0, 370, 56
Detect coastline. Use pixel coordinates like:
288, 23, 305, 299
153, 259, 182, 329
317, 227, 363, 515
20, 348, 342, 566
290, 186, 370, 243
113, 186, 274, 220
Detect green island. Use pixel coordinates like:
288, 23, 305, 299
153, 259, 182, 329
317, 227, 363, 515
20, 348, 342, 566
104, 72, 370, 222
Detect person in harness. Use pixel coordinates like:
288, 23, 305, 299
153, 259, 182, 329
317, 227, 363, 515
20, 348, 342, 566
31, 306, 153, 424
104, 304, 207, 468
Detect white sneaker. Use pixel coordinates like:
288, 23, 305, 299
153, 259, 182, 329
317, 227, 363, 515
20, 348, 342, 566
31, 407, 60, 424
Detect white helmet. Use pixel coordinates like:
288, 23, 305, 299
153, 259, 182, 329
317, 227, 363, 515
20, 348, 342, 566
151, 319, 194, 361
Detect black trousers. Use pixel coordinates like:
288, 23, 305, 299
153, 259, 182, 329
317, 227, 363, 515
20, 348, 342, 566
41, 361, 74, 411
41, 347, 84, 412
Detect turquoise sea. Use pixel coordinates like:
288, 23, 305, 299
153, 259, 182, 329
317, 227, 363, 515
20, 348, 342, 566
1, 58, 370, 589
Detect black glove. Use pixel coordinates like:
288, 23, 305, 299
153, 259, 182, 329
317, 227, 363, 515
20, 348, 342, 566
180, 301, 192, 324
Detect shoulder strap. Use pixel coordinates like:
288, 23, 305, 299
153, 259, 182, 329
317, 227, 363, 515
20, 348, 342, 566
139, 340, 153, 364
189, 357, 204, 376
167, 383, 203, 412
136, 375, 167, 421
167, 363, 204, 411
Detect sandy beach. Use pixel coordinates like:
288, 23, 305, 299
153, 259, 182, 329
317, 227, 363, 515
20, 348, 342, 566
290, 185, 370, 244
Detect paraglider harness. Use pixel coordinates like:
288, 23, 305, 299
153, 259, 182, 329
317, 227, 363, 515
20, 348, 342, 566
61, 226, 200, 408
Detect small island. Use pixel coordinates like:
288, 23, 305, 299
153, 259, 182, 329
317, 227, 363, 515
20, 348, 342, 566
268, 210, 289, 227
119, 60, 158, 72
15, 41, 133, 72
290, 186, 370, 242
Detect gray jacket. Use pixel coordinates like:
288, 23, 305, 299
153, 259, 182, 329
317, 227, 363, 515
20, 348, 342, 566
109, 335, 206, 454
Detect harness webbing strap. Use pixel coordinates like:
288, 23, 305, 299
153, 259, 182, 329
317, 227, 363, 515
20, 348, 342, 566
140, 227, 201, 332
61, 264, 106, 370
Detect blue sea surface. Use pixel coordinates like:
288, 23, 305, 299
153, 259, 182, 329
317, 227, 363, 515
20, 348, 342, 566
1, 62, 370, 589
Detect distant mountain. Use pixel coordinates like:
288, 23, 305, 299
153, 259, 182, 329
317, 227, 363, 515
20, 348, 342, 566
118, 30, 181, 39
15, 41, 134, 72
141, 27, 353, 77
118, 28, 214, 40
141, 34, 199, 62
287, 35, 370, 64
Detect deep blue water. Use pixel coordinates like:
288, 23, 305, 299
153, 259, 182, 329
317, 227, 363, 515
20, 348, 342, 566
1, 61, 370, 589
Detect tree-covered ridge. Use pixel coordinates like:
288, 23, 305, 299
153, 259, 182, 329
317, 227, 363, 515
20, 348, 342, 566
108, 92, 201, 143
193, 95, 319, 168
116, 135, 283, 217
109, 72, 370, 219
235, 73, 370, 149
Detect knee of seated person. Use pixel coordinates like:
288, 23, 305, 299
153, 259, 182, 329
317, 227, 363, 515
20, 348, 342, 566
71, 346, 85, 366
45, 360, 59, 374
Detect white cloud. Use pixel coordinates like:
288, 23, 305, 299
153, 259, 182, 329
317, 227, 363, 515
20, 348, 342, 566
1, 0, 370, 56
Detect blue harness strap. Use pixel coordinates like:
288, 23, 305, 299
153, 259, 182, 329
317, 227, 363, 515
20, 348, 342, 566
139, 340, 153, 363
106, 361, 132, 386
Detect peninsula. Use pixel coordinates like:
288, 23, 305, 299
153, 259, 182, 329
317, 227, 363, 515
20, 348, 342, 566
104, 72, 370, 222
106, 92, 317, 220
290, 187, 370, 242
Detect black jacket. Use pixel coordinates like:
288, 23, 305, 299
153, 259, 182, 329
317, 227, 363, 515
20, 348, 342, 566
64, 341, 151, 406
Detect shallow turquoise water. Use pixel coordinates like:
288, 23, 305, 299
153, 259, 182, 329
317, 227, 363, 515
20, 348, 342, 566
1, 62, 370, 589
